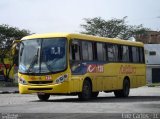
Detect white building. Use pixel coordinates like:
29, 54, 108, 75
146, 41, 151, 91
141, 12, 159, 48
144, 44, 160, 83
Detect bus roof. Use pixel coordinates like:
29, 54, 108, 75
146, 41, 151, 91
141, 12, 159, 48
22, 33, 144, 47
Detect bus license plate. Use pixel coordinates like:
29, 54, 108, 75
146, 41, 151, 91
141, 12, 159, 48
37, 92, 45, 95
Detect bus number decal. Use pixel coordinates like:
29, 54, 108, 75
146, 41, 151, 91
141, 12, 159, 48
46, 75, 52, 80
87, 64, 104, 73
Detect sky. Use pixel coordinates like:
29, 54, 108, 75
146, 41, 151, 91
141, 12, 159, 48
0, 0, 160, 34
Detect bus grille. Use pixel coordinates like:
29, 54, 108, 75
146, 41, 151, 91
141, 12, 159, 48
28, 88, 52, 91
28, 81, 53, 84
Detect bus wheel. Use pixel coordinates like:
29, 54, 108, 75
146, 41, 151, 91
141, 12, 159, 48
92, 92, 99, 98
114, 79, 130, 98
78, 80, 92, 100
37, 94, 50, 101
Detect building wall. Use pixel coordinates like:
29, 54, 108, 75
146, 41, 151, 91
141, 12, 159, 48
144, 44, 160, 64
145, 44, 160, 83
146, 67, 152, 83
136, 31, 160, 44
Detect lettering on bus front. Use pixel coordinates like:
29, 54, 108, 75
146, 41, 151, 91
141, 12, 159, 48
87, 64, 104, 73
119, 65, 136, 74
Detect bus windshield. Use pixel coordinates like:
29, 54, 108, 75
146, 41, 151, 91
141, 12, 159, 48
19, 38, 67, 74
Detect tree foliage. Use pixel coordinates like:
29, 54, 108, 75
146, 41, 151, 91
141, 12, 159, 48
80, 17, 149, 40
0, 24, 31, 81
0, 24, 30, 49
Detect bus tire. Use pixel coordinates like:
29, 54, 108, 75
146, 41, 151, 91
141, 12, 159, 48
37, 94, 50, 101
92, 92, 99, 98
78, 79, 92, 100
114, 79, 130, 98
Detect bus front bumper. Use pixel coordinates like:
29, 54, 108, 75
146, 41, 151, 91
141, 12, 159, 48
19, 82, 69, 94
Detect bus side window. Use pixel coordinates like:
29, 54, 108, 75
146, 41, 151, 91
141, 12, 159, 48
114, 45, 118, 62
96, 42, 106, 61
70, 40, 81, 61
107, 44, 113, 61
118, 45, 123, 62
93, 42, 98, 60
139, 47, 145, 63
129, 46, 133, 62
132, 47, 140, 63
107, 44, 118, 62
82, 41, 93, 61
122, 46, 129, 62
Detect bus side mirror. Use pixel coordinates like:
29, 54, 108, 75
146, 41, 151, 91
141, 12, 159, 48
13, 40, 21, 43
11, 40, 21, 55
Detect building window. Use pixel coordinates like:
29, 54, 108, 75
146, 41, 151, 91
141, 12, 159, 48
149, 51, 156, 56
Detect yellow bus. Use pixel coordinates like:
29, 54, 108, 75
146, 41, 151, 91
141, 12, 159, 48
18, 33, 146, 101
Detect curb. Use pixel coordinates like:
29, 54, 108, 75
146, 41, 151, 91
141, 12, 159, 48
0, 90, 19, 94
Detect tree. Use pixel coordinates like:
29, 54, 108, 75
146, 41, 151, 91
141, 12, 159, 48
0, 24, 31, 81
80, 17, 149, 40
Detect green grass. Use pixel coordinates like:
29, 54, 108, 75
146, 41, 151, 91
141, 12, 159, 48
147, 83, 160, 87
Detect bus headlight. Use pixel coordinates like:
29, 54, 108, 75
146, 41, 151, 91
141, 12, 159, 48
18, 78, 27, 85
54, 74, 68, 84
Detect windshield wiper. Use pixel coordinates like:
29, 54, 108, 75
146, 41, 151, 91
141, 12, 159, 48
27, 48, 39, 73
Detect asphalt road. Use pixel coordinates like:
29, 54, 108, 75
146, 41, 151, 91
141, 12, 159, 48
0, 86, 160, 119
